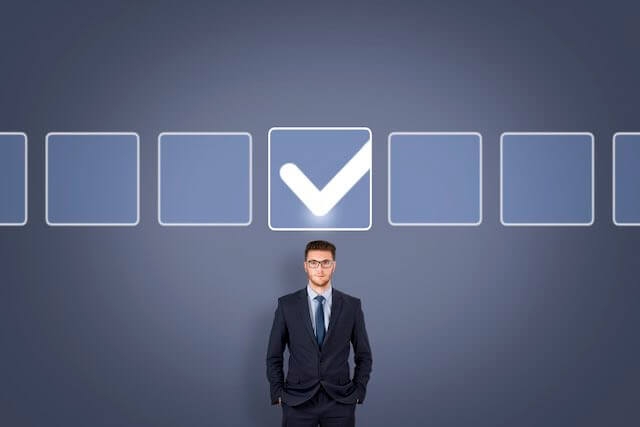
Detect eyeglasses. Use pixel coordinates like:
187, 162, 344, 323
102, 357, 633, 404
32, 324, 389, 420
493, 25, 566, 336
306, 259, 334, 269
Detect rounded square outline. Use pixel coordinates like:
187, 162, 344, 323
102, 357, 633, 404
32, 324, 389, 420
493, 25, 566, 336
157, 132, 253, 227
613, 132, 640, 226
500, 132, 595, 227
45, 132, 140, 226
387, 131, 483, 226
0, 132, 28, 226
268, 127, 373, 231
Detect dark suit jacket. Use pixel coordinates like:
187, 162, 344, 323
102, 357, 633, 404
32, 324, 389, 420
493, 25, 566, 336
266, 287, 372, 406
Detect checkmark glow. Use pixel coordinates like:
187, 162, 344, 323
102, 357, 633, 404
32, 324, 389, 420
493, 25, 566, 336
279, 139, 371, 216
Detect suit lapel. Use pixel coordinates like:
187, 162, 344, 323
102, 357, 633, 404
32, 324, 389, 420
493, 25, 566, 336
297, 288, 319, 350
323, 290, 343, 345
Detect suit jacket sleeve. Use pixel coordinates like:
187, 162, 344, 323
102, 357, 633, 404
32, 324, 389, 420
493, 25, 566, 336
266, 298, 288, 405
351, 298, 372, 404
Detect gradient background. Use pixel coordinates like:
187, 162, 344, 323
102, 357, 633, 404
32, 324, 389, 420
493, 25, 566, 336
1, 1, 639, 426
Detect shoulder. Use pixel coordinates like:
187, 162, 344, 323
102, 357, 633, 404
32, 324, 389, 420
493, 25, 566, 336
333, 288, 362, 308
276, 288, 306, 306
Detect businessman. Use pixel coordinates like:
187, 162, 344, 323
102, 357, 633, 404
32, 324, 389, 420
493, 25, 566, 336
266, 240, 373, 427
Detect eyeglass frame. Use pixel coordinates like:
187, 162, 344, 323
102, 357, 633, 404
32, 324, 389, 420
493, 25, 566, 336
305, 259, 335, 269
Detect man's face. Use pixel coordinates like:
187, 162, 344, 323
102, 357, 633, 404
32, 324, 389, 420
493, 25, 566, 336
304, 249, 336, 288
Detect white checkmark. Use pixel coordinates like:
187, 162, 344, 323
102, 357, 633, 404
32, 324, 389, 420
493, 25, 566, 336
279, 139, 372, 216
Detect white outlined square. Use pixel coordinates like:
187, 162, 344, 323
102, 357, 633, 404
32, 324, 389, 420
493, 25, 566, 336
500, 132, 595, 226
45, 132, 140, 226
388, 132, 483, 226
613, 132, 640, 226
0, 132, 28, 226
157, 132, 252, 226
268, 127, 373, 231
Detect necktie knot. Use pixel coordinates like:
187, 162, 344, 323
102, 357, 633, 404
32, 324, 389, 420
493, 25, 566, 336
315, 295, 325, 304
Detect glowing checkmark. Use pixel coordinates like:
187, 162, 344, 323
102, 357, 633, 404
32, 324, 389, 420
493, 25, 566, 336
279, 139, 372, 216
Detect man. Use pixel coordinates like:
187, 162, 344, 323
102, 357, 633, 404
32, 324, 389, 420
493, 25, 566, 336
266, 240, 373, 427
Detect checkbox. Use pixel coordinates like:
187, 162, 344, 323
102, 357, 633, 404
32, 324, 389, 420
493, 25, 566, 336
388, 132, 482, 226
46, 133, 139, 226
158, 132, 252, 226
500, 132, 594, 226
268, 127, 372, 231
613, 133, 640, 226
0, 133, 27, 226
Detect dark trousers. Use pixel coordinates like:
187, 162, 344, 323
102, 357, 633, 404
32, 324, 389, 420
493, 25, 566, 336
282, 386, 356, 427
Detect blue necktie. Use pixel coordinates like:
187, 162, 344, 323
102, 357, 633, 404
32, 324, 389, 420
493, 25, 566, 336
314, 295, 325, 348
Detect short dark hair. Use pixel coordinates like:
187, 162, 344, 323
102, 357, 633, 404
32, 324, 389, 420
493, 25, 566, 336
305, 240, 336, 260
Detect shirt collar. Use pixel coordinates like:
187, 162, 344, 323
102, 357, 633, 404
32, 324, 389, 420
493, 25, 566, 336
307, 282, 332, 303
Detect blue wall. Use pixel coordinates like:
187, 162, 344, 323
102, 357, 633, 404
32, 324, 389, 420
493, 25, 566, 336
1, 1, 639, 426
